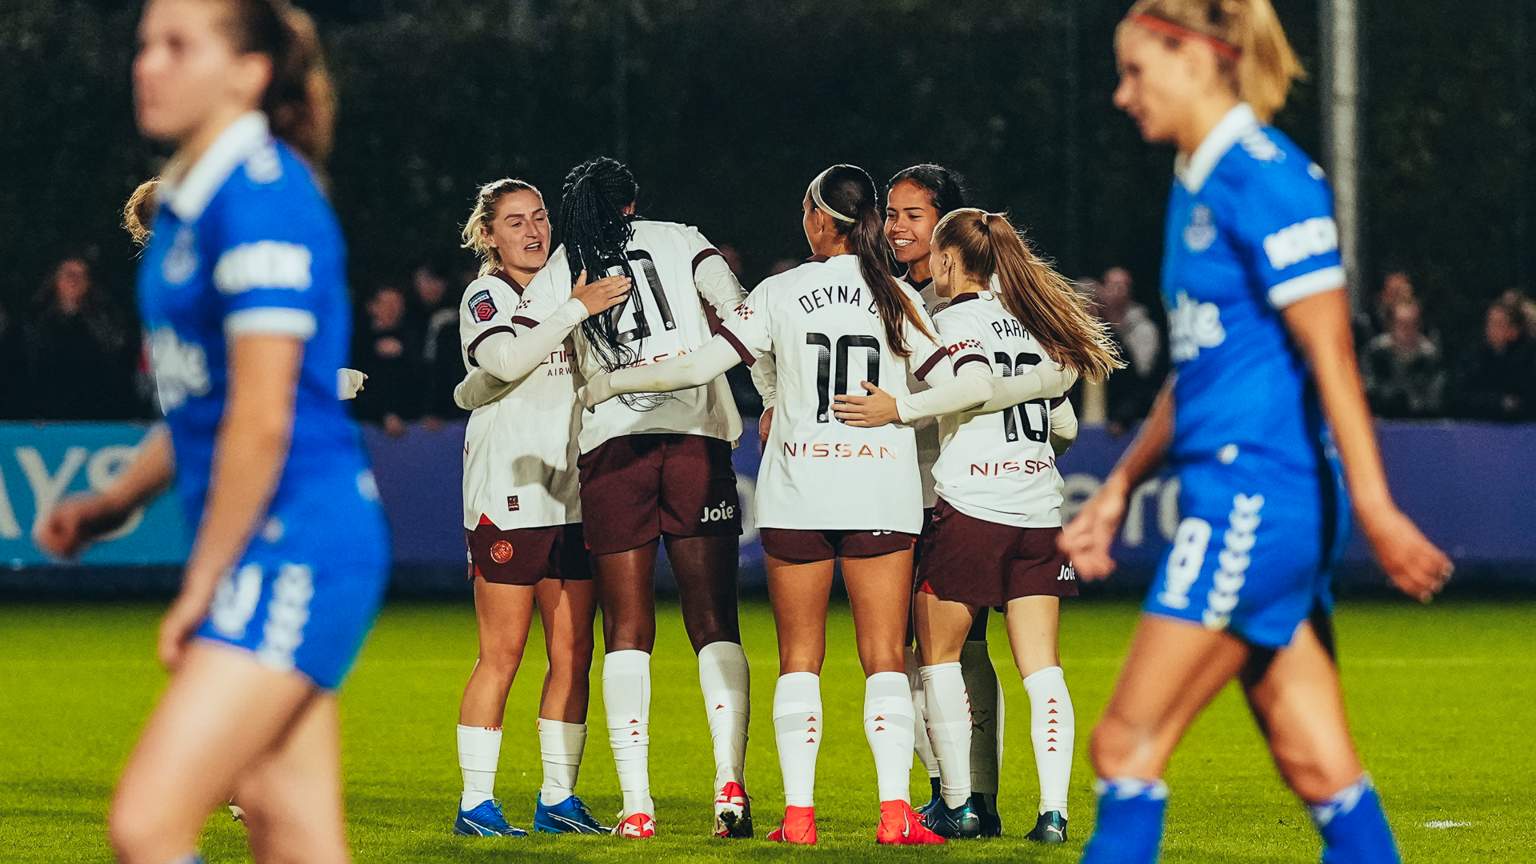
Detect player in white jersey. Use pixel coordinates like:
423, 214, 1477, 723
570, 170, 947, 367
464, 157, 767, 840
844, 208, 1118, 843
884, 164, 1009, 833
581, 165, 1078, 846
447, 179, 631, 837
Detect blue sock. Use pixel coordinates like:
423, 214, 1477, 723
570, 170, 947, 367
1081, 777, 1169, 864
1309, 774, 1401, 864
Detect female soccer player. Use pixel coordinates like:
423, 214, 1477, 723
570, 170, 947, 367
447, 179, 630, 836
884, 164, 1008, 834
1063, 3, 1453, 862
36, 2, 389, 863
582, 164, 1077, 845
843, 208, 1116, 842
464, 157, 770, 840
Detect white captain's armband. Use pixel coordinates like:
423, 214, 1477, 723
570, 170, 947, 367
214, 241, 313, 294
1262, 217, 1337, 271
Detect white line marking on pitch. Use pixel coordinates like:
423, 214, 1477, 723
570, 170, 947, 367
1423, 821, 1471, 829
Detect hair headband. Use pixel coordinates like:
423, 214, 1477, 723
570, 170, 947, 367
809, 168, 857, 224
1126, 13, 1242, 62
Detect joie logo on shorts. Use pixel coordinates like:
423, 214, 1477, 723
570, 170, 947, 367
1202, 494, 1264, 630
700, 501, 736, 523
1059, 563, 1076, 581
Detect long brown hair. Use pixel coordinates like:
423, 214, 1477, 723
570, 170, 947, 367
213, 0, 335, 163
1120, 0, 1301, 123
933, 209, 1122, 383
811, 164, 934, 357
460, 178, 542, 276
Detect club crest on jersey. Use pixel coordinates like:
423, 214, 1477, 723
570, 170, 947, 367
469, 290, 498, 322
507, 495, 520, 512
162, 226, 199, 285
1168, 289, 1226, 362
1183, 204, 1217, 253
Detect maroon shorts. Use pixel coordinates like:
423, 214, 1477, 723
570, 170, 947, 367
577, 433, 741, 556
916, 499, 1078, 607
466, 518, 591, 585
761, 528, 918, 564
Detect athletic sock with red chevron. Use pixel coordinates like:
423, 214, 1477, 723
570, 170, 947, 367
698, 641, 750, 789
864, 671, 917, 803
1023, 665, 1074, 819
772, 672, 822, 807
603, 649, 654, 816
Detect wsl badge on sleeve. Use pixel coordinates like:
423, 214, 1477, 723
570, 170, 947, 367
469, 290, 498, 322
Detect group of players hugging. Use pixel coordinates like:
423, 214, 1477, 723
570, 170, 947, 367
38, 0, 1453, 861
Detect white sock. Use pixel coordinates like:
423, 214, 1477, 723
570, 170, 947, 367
772, 672, 822, 808
698, 641, 750, 789
920, 662, 972, 808
457, 724, 502, 810
961, 640, 1002, 800
1023, 665, 1074, 818
603, 649, 654, 816
863, 671, 917, 804
538, 718, 586, 806
906, 646, 941, 780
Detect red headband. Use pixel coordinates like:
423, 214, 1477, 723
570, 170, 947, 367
1126, 13, 1243, 62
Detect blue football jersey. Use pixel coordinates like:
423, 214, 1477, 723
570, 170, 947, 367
138, 112, 369, 526
1161, 104, 1346, 474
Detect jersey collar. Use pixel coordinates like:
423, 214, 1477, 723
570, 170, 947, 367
159, 111, 272, 223
493, 269, 527, 295
1174, 103, 1258, 195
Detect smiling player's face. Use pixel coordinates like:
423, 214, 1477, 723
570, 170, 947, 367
486, 189, 550, 276
134, 0, 268, 147
885, 181, 940, 268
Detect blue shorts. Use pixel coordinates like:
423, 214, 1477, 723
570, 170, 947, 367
1145, 451, 1350, 649
196, 469, 391, 690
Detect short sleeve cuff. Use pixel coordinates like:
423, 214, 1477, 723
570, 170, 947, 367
224, 307, 317, 340
1269, 266, 1345, 309
914, 346, 948, 381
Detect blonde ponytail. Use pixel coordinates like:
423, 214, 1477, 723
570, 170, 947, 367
1123, 0, 1302, 122
933, 209, 1122, 383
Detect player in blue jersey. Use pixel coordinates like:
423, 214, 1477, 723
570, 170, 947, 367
1061, 3, 1454, 863
35, 2, 387, 863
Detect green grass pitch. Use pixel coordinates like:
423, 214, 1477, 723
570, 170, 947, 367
2, 595, 1532, 862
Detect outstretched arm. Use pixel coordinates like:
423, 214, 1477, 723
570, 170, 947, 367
1049, 397, 1078, 456
979, 361, 1079, 413
583, 335, 742, 409
455, 367, 518, 411
34, 424, 175, 559
1282, 289, 1451, 600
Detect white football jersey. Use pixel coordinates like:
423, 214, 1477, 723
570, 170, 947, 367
930, 291, 1064, 528
459, 271, 582, 530
906, 275, 944, 509
516, 220, 744, 453
722, 255, 951, 535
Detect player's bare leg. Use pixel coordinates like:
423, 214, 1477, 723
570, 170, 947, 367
234, 694, 349, 864
667, 534, 752, 837
107, 642, 320, 864
452, 578, 536, 836
530, 576, 606, 833
1242, 618, 1398, 861
592, 542, 660, 837
1080, 616, 1250, 862
1004, 595, 1071, 842
913, 592, 982, 838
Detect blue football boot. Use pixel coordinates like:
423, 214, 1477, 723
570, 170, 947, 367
1025, 810, 1068, 844
534, 793, 609, 834
924, 799, 982, 839
454, 798, 529, 837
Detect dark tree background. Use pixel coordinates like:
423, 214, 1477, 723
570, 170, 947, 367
2, 0, 1532, 356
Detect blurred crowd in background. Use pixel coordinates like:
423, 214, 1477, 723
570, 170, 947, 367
3, 249, 1534, 431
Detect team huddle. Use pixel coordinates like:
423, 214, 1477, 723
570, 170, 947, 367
34, 0, 1457, 862
442, 156, 1117, 845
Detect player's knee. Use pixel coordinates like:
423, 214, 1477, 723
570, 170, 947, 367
1089, 716, 1139, 776
107, 797, 173, 863
477, 644, 525, 679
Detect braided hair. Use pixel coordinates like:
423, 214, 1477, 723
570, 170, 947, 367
561, 157, 667, 409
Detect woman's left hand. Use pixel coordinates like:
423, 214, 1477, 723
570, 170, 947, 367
158, 589, 210, 671
833, 382, 900, 427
